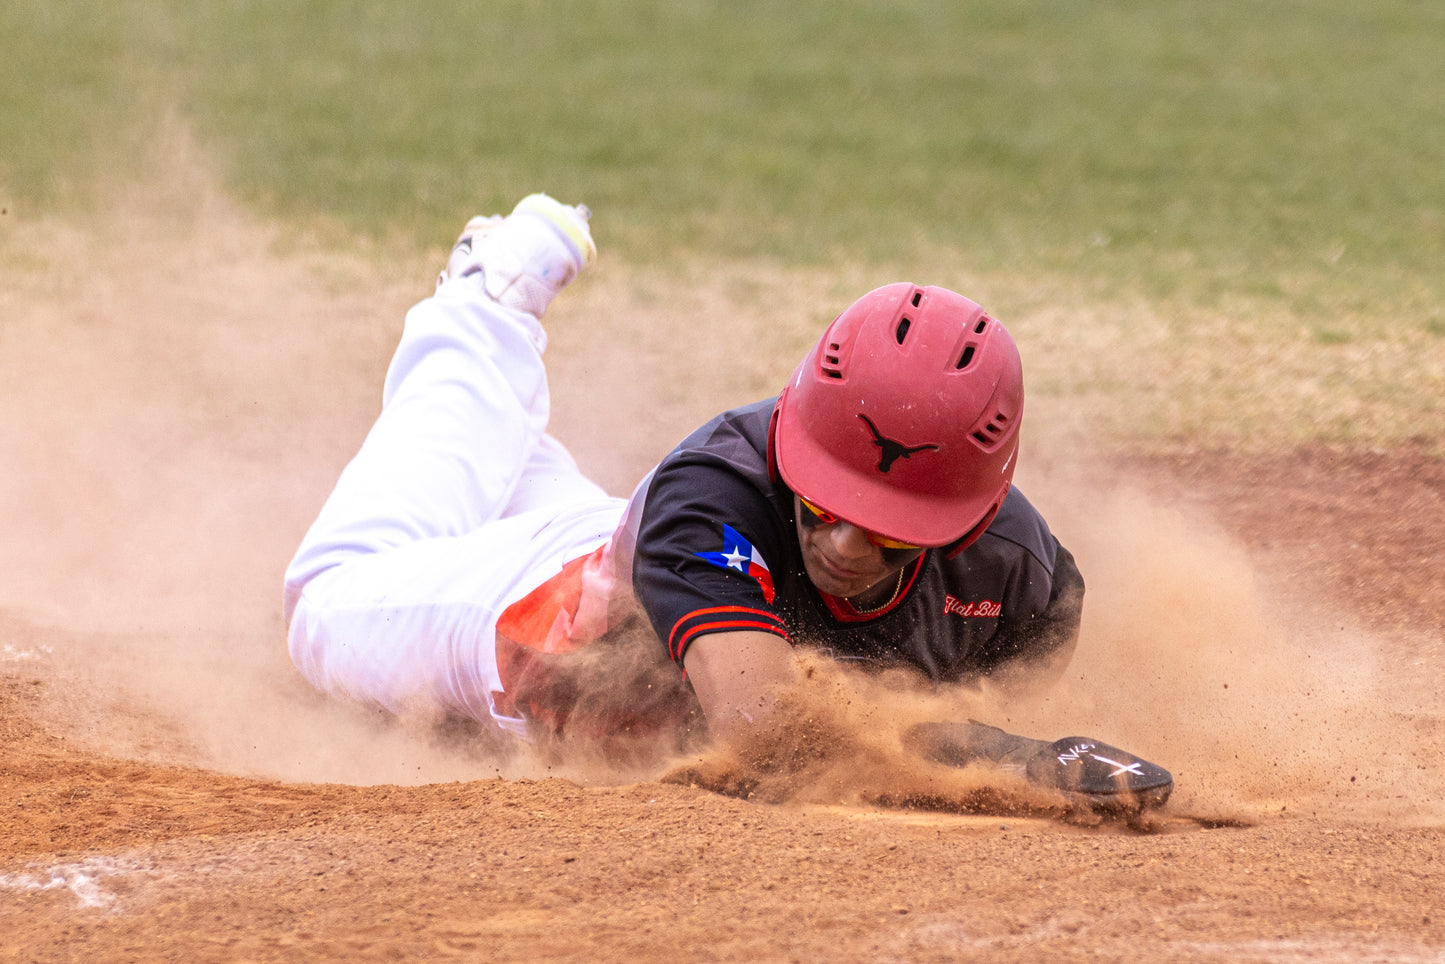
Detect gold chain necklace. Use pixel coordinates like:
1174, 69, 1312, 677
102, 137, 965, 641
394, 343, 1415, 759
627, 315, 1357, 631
851, 565, 907, 614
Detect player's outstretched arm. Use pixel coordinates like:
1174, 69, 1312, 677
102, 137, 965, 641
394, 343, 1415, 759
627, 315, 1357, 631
681, 627, 1174, 815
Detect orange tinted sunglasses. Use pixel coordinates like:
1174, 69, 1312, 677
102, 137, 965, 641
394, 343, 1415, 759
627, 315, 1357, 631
797, 497, 922, 550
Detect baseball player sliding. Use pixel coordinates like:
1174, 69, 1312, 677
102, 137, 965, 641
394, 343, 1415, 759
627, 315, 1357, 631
285, 194, 1172, 813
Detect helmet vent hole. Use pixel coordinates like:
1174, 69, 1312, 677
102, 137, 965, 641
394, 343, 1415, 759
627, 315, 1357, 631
956, 345, 976, 370
895, 317, 912, 344
821, 341, 846, 379
974, 318, 989, 334
971, 412, 1011, 447
910, 291, 923, 307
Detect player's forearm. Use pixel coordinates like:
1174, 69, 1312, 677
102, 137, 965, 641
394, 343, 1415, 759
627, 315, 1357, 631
680, 629, 809, 759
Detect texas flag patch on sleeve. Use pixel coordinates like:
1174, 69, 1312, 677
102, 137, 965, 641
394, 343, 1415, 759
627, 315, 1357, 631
695, 524, 776, 604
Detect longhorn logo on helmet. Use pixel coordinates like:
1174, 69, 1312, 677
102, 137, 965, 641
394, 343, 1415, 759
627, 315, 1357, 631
858, 413, 939, 473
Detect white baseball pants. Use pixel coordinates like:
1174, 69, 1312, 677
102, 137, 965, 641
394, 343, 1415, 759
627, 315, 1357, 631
283, 277, 626, 735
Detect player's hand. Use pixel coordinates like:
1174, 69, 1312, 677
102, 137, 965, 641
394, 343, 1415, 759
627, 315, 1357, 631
904, 720, 1174, 814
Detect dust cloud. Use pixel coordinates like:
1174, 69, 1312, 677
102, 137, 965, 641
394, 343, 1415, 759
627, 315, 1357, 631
0, 129, 476, 785
1, 134, 1437, 824
988, 469, 1442, 825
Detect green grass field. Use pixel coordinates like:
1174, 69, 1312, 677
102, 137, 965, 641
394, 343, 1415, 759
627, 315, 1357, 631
3, 0, 1441, 451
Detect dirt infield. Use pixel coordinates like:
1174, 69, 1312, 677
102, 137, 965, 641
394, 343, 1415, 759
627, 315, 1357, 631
3, 175, 1442, 961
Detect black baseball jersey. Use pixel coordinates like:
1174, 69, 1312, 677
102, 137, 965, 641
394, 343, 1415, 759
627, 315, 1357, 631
627, 398, 1083, 685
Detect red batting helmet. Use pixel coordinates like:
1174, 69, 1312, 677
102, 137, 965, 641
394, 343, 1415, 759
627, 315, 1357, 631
769, 283, 1023, 552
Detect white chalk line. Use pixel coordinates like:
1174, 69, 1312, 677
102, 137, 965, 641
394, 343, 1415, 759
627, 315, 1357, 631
0, 643, 54, 663
0, 856, 152, 911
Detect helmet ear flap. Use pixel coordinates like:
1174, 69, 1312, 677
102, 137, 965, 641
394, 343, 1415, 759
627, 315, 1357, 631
942, 490, 1007, 559
766, 393, 784, 483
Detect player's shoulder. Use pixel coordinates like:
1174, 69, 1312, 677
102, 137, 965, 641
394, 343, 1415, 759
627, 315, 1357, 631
645, 397, 777, 498
639, 397, 780, 517
662, 397, 776, 472
616, 399, 781, 572
967, 485, 1061, 573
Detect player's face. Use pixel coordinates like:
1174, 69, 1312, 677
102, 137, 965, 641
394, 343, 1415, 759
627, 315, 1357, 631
794, 496, 924, 601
